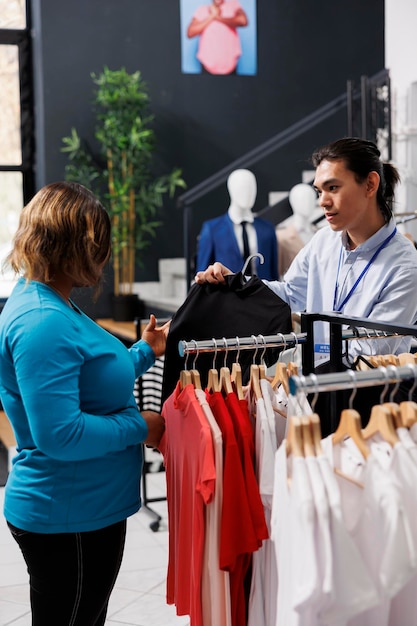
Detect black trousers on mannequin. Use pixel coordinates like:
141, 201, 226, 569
7, 519, 126, 625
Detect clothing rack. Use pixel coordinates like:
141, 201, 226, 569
299, 312, 417, 433
178, 327, 397, 359
300, 311, 417, 374
289, 363, 417, 396
178, 312, 416, 436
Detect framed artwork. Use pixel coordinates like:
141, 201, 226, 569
180, 0, 257, 76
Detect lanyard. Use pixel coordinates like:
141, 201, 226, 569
333, 227, 397, 312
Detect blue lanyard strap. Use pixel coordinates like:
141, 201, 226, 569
333, 227, 397, 312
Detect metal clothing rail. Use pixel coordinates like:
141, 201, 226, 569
300, 312, 417, 375
178, 327, 399, 358
289, 363, 417, 396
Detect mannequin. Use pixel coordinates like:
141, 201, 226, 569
195, 169, 279, 280
227, 168, 257, 221
276, 183, 317, 277
288, 183, 317, 244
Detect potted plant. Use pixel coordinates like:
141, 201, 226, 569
61, 66, 186, 320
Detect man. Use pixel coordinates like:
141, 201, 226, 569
195, 137, 417, 364
196, 137, 417, 430
187, 0, 248, 75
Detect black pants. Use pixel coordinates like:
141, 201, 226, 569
7, 519, 127, 626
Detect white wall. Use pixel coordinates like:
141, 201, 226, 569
385, 0, 417, 237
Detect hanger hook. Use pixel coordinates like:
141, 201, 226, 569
388, 364, 401, 403
277, 332, 287, 362
212, 338, 218, 370
184, 342, 191, 371
235, 336, 241, 363
310, 373, 319, 412
347, 369, 357, 409
258, 334, 267, 366
406, 363, 417, 401
379, 366, 390, 403
222, 337, 228, 368
241, 252, 265, 280
251, 334, 259, 364
192, 339, 199, 370
363, 328, 374, 355
290, 331, 298, 360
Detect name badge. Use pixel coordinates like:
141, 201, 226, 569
314, 343, 330, 354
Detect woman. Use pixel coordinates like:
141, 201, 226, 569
0, 181, 168, 625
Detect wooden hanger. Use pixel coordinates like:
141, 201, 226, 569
257, 334, 268, 380
383, 354, 400, 366
301, 416, 315, 457
331, 369, 370, 459
180, 368, 193, 389
398, 352, 417, 365
399, 362, 417, 427
179, 344, 193, 389
400, 401, 417, 428
207, 368, 220, 392
220, 366, 234, 395
248, 335, 263, 401
286, 416, 304, 457
249, 364, 263, 400
362, 404, 399, 446
188, 340, 202, 389
231, 362, 244, 400
333, 408, 370, 459
383, 401, 404, 429
206, 338, 220, 393
288, 361, 299, 376
271, 362, 290, 395
380, 365, 406, 428
218, 337, 234, 395
271, 333, 289, 393
287, 332, 299, 377
310, 413, 323, 456
190, 369, 202, 390
368, 355, 384, 367
361, 364, 400, 446
230, 336, 244, 400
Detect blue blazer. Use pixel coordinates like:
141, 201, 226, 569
195, 213, 279, 280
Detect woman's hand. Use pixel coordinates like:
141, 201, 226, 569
142, 410, 165, 449
141, 314, 171, 357
194, 262, 233, 285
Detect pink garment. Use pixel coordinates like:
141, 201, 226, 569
194, 1, 243, 74
160, 382, 216, 626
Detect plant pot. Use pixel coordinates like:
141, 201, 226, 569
111, 293, 145, 322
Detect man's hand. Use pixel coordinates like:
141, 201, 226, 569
141, 314, 171, 357
194, 262, 233, 284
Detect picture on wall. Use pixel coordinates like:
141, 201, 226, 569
180, 0, 257, 76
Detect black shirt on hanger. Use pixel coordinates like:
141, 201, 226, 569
161, 272, 292, 404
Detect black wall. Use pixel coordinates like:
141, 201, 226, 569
31, 0, 384, 316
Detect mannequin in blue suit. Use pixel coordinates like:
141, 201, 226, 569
195, 169, 279, 279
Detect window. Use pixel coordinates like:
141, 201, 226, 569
0, 0, 34, 298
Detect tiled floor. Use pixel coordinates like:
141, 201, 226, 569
0, 460, 190, 626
